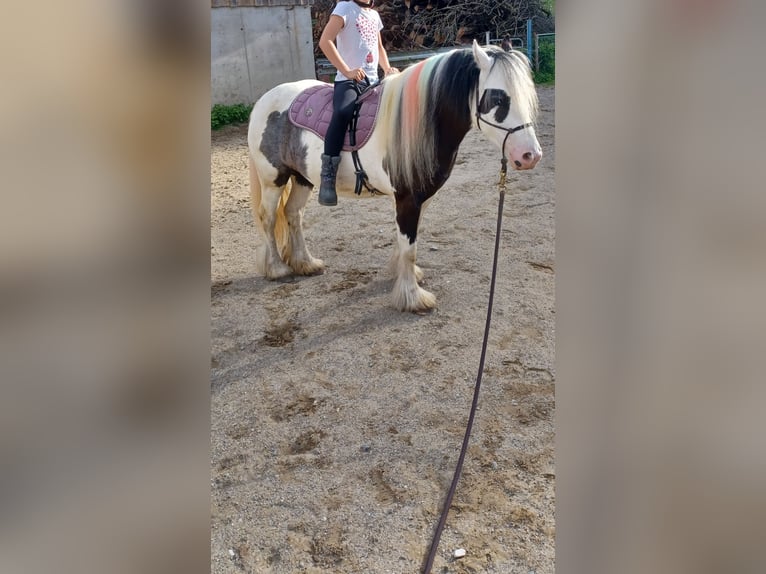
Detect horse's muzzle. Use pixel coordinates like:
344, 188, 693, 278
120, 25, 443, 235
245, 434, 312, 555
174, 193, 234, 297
512, 148, 542, 170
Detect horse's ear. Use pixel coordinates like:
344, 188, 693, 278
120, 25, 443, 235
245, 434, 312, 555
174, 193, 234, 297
472, 39, 492, 72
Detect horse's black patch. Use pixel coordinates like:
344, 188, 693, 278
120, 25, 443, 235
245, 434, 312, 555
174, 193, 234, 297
259, 110, 313, 187
273, 171, 290, 188
395, 191, 421, 244
479, 89, 510, 123
294, 173, 313, 188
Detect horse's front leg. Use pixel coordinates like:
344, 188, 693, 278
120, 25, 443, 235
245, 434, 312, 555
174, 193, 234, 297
390, 193, 435, 312
386, 240, 424, 283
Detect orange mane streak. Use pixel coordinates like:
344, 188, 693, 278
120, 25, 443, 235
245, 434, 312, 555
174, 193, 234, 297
403, 61, 426, 140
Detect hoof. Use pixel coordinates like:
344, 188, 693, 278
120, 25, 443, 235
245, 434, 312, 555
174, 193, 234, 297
265, 259, 292, 280
290, 257, 325, 276
256, 245, 292, 279
392, 281, 436, 312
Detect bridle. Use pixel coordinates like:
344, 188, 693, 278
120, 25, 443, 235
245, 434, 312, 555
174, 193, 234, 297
475, 87, 533, 172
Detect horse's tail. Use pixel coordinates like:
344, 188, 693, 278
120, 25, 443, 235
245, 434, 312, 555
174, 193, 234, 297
249, 155, 291, 262
249, 155, 263, 232
274, 182, 291, 261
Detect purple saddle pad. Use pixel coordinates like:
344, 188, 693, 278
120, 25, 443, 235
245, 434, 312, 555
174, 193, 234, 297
288, 84, 381, 152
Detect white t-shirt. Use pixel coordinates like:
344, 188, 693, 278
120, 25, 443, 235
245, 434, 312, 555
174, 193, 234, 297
331, 1, 384, 82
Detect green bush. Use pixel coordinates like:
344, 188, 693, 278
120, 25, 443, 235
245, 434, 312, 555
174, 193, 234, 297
534, 40, 555, 84
211, 103, 253, 130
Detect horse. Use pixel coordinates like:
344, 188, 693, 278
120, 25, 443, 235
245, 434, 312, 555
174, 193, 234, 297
247, 40, 541, 312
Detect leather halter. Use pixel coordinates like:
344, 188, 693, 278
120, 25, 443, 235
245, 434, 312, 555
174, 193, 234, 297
475, 87, 533, 169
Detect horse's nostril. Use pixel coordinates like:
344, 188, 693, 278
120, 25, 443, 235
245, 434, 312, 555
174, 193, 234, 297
523, 152, 533, 162
514, 160, 522, 168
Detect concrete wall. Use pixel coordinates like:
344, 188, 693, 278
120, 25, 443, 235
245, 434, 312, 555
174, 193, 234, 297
211, 5, 316, 105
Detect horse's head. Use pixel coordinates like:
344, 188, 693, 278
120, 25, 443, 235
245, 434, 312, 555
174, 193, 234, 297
472, 40, 542, 171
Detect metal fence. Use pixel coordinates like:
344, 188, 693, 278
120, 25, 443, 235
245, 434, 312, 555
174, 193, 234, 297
535, 33, 555, 71
533, 32, 555, 83
315, 32, 554, 83
315, 47, 454, 83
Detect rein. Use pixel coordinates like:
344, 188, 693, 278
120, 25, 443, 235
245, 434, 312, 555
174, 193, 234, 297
422, 149, 509, 574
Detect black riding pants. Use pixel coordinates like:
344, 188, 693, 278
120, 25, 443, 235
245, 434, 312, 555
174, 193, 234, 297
324, 80, 357, 157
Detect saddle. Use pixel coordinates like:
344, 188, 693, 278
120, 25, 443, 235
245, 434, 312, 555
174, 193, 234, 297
288, 81, 382, 195
288, 83, 381, 150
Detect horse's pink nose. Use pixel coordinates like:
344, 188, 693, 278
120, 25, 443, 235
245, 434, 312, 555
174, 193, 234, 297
514, 149, 542, 170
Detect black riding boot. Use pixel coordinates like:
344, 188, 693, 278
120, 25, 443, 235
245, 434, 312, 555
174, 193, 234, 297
318, 154, 341, 206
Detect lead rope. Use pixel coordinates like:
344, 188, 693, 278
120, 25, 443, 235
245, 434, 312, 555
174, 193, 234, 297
422, 152, 509, 574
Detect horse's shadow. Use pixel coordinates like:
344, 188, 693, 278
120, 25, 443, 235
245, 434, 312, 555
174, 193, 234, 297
211, 271, 435, 388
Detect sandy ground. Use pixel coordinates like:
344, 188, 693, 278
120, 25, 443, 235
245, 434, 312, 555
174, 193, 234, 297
211, 86, 555, 574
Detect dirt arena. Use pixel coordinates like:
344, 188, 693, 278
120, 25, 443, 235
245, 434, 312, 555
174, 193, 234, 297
211, 86, 555, 574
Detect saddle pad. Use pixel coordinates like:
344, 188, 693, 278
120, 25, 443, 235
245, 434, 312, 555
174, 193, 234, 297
288, 84, 381, 152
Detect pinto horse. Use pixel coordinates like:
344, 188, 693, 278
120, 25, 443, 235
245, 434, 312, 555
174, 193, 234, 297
248, 41, 541, 312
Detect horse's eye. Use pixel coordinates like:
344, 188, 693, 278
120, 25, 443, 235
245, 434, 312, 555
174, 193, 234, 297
479, 89, 510, 115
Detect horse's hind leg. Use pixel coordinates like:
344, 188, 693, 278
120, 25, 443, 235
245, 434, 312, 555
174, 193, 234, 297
390, 194, 435, 312
250, 158, 292, 279
284, 176, 324, 275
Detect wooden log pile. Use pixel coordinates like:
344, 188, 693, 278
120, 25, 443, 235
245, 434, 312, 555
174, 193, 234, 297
311, 0, 554, 55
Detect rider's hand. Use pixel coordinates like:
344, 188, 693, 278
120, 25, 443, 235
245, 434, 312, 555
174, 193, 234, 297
384, 67, 399, 77
342, 67, 366, 82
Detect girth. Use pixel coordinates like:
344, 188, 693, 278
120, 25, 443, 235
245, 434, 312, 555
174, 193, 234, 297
349, 79, 379, 196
